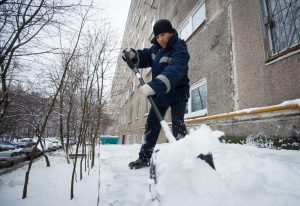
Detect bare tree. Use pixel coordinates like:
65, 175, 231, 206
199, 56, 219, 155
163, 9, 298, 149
22, 1, 91, 199
0, 0, 80, 121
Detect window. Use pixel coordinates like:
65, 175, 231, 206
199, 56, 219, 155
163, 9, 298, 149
145, 101, 151, 115
131, 73, 136, 94
132, 15, 136, 26
135, 33, 140, 48
149, 18, 155, 38
180, 21, 192, 41
136, 12, 141, 26
142, 37, 145, 48
142, 14, 147, 29
127, 135, 132, 144
128, 105, 133, 123
129, 78, 135, 95
135, 99, 140, 119
141, 134, 145, 144
125, 89, 129, 102
261, 0, 300, 56
185, 79, 207, 118
192, 2, 206, 29
179, 1, 206, 40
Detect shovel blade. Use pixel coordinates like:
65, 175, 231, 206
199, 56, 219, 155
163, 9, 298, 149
197, 152, 216, 170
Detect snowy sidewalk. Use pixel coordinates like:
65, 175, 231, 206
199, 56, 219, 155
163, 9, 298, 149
99, 144, 150, 205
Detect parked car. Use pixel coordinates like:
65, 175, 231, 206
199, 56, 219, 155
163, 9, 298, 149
46, 138, 62, 150
20, 147, 43, 161
0, 151, 27, 168
0, 142, 16, 151
1, 140, 20, 148
17, 138, 35, 148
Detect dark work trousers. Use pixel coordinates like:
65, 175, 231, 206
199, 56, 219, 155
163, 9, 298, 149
139, 100, 188, 161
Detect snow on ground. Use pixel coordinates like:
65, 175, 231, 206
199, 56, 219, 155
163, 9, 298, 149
1, 125, 300, 206
0, 150, 100, 206
99, 144, 149, 205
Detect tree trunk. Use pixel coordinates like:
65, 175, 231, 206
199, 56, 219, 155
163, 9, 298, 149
22, 135, 50, 199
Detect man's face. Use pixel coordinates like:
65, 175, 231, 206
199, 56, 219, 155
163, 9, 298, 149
156, 32, 173, 48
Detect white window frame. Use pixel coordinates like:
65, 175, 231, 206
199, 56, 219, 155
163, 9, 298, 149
184, 79, 208, 119
149, 17, 155, 38
144, 101, 151, 116
128, 105, 133, 123
132, 15, 136, 26
125, 89, 129, 102
142, 37, 145, 48
132, 72, 136, 94
130, 82, 134, 96
260, 0, 300, 56
141, 134, 145, 144
142, 14, 147, 29
135, 98, 140, 119
179, 0, 206, 41
127, 135, 132, 144
136, 12, 141, 27
135, 33, 140, 48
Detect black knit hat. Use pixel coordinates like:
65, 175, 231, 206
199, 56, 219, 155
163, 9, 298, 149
151, 19, 175, 44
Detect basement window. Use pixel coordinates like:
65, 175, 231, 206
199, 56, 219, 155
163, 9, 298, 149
261, 0, 300, 61
185, 79, 207, 118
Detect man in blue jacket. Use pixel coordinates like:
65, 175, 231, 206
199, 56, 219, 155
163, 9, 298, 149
123, 19, 190, 169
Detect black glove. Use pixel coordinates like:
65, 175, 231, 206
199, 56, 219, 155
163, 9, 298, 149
122, 48, 138, 65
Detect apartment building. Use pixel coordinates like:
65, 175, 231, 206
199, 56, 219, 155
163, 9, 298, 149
108, 0, 300, 145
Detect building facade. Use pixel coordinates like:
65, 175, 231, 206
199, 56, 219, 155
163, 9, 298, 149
108, 0, 300, 145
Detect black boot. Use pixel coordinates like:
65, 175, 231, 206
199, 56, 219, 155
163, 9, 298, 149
129, 158, 150, 169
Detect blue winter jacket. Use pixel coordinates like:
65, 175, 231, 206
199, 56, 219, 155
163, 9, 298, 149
137, 31, 190, 106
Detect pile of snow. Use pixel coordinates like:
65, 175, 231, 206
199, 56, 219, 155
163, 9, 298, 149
143, 125, 300, 206
146, 125, 226, 205
280, 98, 300, 106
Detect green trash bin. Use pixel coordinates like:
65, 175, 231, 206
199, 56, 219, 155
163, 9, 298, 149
100, 135, 119, 144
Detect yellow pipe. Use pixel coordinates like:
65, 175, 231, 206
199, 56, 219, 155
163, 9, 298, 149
108, 103, 300, 134
185, 103, 300, 124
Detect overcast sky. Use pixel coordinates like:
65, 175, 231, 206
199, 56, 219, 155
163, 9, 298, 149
17, 0, 132, 91
99, 0, 132, 41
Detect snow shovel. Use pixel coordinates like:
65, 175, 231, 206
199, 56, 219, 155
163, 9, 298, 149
123, 48, 215, 199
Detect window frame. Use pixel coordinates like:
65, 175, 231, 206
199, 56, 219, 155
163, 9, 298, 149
144, 101, 151, 116
184, 79, 208, 119
259, 0, 300, 63
135, 98, 140, 119
149, 17, 155, 39
142, 14, 147, 30
178, 0, 206, 41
